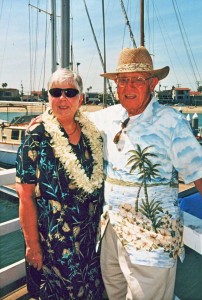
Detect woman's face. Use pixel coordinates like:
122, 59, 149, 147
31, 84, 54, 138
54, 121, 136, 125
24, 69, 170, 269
49, 78, 83, 123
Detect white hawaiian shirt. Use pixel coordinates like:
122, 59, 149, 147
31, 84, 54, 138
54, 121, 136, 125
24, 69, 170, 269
88, 97, 202, 268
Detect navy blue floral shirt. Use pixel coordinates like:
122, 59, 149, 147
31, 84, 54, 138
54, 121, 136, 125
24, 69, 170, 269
16, 122, 104, 300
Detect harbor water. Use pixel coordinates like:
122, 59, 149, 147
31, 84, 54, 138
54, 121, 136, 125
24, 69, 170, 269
0, 191, 24, 269
1, 110, 202, 126
0, 111, 41, 123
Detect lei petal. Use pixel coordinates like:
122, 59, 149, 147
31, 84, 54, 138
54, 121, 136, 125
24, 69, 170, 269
42, 109, 104, 194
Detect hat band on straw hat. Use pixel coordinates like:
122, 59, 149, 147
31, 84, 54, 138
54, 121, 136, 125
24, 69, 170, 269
117, 62, 152, 73
100, 47, 170, 80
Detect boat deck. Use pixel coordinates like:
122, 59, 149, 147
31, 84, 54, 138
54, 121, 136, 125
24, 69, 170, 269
1, 245, 202, 300
0, 171, 201, 300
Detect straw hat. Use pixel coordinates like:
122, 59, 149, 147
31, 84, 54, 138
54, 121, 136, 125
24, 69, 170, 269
101, 46, 169, 80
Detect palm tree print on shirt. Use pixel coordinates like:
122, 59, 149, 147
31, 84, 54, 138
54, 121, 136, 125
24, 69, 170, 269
126, 144, 163, 231
113, 144, 184, 259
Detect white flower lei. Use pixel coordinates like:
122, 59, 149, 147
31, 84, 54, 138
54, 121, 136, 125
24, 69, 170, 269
42, 108, 104, 194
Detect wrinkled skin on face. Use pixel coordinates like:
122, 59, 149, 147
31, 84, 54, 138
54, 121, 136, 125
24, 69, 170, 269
49, 81, 83, 127
115, 72, 158, 117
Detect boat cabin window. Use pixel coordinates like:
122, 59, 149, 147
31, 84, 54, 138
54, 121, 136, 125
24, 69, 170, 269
11, 129, 20, 140
21, 130, 25, 141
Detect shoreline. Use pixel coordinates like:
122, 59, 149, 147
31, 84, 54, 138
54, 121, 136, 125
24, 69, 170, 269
175, 106, 202, 114
0, 103, 202, 114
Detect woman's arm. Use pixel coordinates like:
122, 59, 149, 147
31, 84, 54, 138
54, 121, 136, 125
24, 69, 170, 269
16, 183, 43, 271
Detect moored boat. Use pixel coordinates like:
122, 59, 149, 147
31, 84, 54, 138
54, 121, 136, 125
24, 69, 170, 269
0, 115, 38, 166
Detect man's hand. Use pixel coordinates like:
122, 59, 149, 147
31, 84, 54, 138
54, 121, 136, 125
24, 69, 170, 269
26, 115, 43, 133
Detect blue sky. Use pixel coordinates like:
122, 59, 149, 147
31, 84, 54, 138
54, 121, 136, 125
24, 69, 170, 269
0, 0, 202, 95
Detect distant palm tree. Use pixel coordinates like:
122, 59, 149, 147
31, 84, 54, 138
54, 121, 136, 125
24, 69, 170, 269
2, 83, 7, 88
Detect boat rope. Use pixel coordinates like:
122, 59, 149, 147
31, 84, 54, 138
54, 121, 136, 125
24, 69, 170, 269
82, 0, 115, 102
172, 0, 201, 87
119, 0, 137, 48
38, 0, 49, 91
28, 1, 50, 94
0, 0, 12, 83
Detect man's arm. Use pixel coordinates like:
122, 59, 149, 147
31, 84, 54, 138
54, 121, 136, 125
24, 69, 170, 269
194, 178, 202, 196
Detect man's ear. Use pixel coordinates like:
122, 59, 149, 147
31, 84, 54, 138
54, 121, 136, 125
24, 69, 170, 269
150, 77, 159, 92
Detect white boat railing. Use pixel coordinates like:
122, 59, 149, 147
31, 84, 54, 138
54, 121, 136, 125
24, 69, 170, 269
0, 168, 25, 290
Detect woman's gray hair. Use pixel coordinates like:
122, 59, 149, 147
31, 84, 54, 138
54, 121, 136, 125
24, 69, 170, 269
48, 68, 83, 93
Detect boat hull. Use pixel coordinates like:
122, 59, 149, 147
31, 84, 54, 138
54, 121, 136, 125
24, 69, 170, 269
0, 144, 19, 166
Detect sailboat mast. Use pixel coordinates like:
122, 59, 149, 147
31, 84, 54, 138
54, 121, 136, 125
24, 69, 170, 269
140, 0, 144, 46
61, 0, 70, 68
102, 0, 107, 107
50, 0, 57, 73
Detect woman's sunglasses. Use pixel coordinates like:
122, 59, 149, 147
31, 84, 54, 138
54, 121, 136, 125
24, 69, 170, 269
49, 88, 79, 98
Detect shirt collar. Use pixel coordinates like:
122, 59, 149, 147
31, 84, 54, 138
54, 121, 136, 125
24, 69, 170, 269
119, 96, 159, 125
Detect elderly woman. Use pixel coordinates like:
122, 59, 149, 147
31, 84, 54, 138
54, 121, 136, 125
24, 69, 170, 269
16, 68, 105, 299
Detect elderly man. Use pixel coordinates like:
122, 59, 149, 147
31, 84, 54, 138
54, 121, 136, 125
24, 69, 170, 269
88, 46, 202, 300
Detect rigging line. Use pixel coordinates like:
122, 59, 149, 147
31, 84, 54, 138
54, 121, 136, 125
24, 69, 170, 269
145, 0, 150, 48
121, 0, 129, 49
42, 3, 49, 89
0, 0, 12, 82
28, 1, 33, 93
80, 0, 107, 73
173, 0, 201, 82
84, 1, 103, 57
53, 6, 60, 67
151, 0, 155, 59
119, 0, 137, 48
128, 0, 139, 47
146, 0, 159, 66
71, 0, 73, 67
0, 0, 4, 23
82, 0, 115, 100
38, 2, 50, 91
70, 0, 74, 69
152, 2, 179, 85
42, 0, 49, 89
172, 0, 198, 85
33, 0, 40, 90
55, 9, 60, 69
153, 1, 192, 88
82, 0, 103, 82
29, 4, 36, 92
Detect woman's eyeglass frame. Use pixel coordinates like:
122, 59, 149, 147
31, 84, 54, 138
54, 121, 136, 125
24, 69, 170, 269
49, 88, 79, 98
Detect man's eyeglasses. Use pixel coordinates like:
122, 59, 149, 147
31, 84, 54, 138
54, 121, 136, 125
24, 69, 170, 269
117, 76, 151, 87
49, 88, 79, 98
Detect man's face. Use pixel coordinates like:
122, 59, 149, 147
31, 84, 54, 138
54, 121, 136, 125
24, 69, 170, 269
115, 72, 158, 116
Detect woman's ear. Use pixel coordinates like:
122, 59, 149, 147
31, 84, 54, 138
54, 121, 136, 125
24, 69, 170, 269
78, 93, 84, 107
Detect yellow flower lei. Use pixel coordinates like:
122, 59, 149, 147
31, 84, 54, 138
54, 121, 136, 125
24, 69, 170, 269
42, 108, 104, 194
